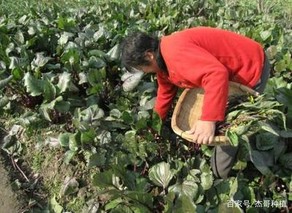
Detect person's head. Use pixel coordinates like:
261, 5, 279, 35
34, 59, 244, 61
120, 31, 160, 74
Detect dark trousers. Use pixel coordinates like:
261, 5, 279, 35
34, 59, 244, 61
211, 53, 271, 179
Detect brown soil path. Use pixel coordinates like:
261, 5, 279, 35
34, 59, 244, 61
0, 156, 22, 213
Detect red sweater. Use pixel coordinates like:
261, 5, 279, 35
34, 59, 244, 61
154, 27, 264, 121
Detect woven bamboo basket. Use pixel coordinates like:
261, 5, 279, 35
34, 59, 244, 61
171, 82, 259, 145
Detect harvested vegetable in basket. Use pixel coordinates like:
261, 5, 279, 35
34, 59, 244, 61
218, 94, 286, 146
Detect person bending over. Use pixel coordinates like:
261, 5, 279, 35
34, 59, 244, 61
120, 27, 270, 179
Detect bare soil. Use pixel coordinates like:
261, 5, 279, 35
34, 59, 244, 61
0, 156, 22, 213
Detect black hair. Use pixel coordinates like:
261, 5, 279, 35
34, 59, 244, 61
120, 31, 159, 72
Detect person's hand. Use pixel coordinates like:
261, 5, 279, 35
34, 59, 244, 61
186, 120, 216, 144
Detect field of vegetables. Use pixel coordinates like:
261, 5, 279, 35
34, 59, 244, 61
0, 0, 292, 212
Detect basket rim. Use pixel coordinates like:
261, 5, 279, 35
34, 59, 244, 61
171, 81, 258, 145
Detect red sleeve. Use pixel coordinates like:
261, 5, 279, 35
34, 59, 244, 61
200, 69, 229, 121
175, 48, 229, 121
154, 72, 178, 120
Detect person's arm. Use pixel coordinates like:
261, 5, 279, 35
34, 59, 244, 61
154, 72, 178, 120
186, 68, 229, 144
177, 48, 229, 144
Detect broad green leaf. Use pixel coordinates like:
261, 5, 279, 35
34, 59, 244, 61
88, 56, 106, 69
0, 75, 12, 89
137, 110, 150, 120
135, 116, 148, 130
8, 56, 20, 70
169, 180, 199, 199
121, 111, 133, 123
63, 150, 76, 165
49, 196, 63, 213
81, 129, 95, 144
200, 172, 213, 190
122, 70, 144, 92
78, 72, 88, 84
54, 99, 70, 113
266, 45, 278, 59
199, 158, 211, 173
206, 185, 219, 206
0, 96, 9, 108
109, 205, 133, 213
274, 60, 287, 73
249, 149, 273, 176
172, 194, 197, 213
11, 67, 23, 80
59, 176, 79, 197
229, 178, 238, 198
57, 16, 76, 30
23, 72, 43, 96
107, 44, 120, 61
28, 26, 36, 35
18, 15, 28, 24
256, 132, 278, 151
215, 180, 231, 202
61, 48, 80, 65
140, 97, 155, 110
187, 169, 201, 183
80, 105, 105, 123
31, 52, 52, 69
164, 191, 176, 212
125, 191, 153, 209
40, 96, 69, 121
110, 109, 122, 118
276, 87, 292, 107
112, 165, 138, 191
15, 30, 24, 44
88, 49, 106, 58
0, 61, 6, 70
93, 25, 106, 41
105, 198, 123, 211
88, 68, 106, 86
6, 43, 15, 56
280, 130, 292, 138
92, 170, 116, 188
57, 72, 71, 94
233, 160, 247, 171
260, 30, 271, 41
43, 79, 56, 101
151, 111, 162, 133
2, 134, 17, 150
149, 162, 174, 189
58, 32, 74, 45
58, 133, 71, 147
87, 152, 106, 168
39, 106, 53, 122
279, 153, 292, 170
15, 112, 39, 126
196, 205, 206, 213
123, 130, 137, 153
135, 177, 149, 192
69, 132, 80, 152
97, 130, 111, 145
273, 141, 287, 162
266, 77, 287, 93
